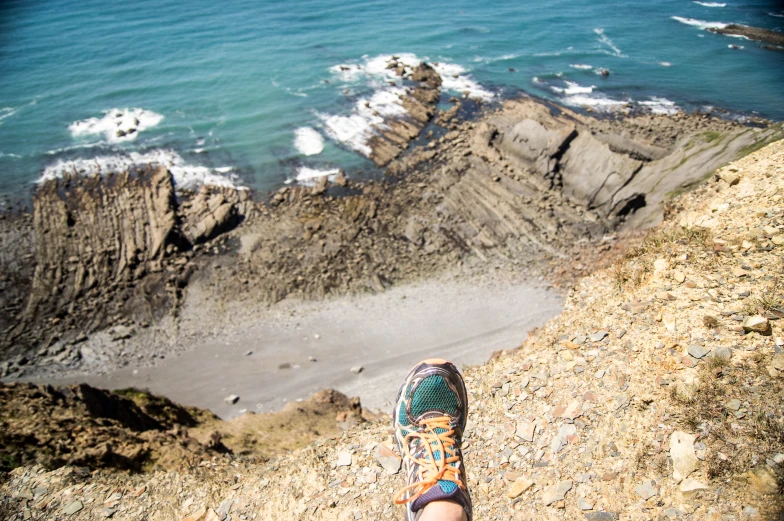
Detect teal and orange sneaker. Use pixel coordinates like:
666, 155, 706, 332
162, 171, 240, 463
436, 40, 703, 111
392, 359, 472, 521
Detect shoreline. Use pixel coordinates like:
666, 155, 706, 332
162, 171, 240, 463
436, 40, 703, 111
35, 269, 563, 419
2, 71, 783, 418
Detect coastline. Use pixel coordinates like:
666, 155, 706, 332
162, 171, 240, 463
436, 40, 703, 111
1, 67, 783, 416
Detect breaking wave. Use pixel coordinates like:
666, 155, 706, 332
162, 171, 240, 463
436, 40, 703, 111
40, 149, 244, 191
69, 108, 164, 143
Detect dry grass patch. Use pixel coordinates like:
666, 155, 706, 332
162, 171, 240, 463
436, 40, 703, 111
669, 354, 784, 516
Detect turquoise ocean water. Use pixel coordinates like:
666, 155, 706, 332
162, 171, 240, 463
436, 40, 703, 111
0, 0, 782, 199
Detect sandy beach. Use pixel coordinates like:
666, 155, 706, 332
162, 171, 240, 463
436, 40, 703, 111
45, 271, 562, 418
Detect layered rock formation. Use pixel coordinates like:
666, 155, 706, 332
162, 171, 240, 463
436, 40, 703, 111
367, 62, 442, 166
2, 93, 781, 376
3, 167, 252, 357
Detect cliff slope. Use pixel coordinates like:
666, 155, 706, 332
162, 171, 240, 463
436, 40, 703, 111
2, 141, 783, 520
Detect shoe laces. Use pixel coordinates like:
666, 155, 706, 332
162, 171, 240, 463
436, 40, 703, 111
393, 416, 465, 505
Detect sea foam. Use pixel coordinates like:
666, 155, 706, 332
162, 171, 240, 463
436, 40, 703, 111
671, 16, 728, 30
638, 97, 680, 115
294, 127, 325, 156
40, 149, 244, 191
69, 108, 164, 143
289, 166, 341, 187
693, 1, 726, 6
319, 86, 408, 156
593, 28, 627, 58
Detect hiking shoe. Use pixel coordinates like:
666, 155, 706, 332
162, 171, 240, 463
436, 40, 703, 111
392, 359, 472, 521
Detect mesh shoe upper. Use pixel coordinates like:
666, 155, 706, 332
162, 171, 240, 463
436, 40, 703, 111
393, 359, 471, 521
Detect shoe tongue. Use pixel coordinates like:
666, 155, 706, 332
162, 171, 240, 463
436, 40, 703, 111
410, 375, 458, 419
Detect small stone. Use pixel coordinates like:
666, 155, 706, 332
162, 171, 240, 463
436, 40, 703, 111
670, 431, 698, 483
742, 506, 759, 517
708, 346, 732, 360
578, 499, 593, 511
732, 267, 747, 277
772, 235, 784, 246
634, 479, 659, 500
664, 507, 683, 519
542, 480, 572, 506
224, 394, 240, 405
350, 366, 364, 374
673, 271, 686, 283
337, 451, 353, 466
374, 443, 401, 474
217, 499, 233, 520
63, 501, 84, 516
204, 509, 221, 521
584, 513, 618, 521
718, 169, 741, 185
507, 477, 534, 498
516, 421, 535, 442
110, 325, 135, 341
679, 478, 709, 495
687, 344, 710, 359
663, 315, 676, 332
308, 356, 317, 362
726, 398, 741, 411
182, 506, 207, 521
654, 258, 668, 272
743, 316, 772, 335
589, 331, 608, 342
244, 351, 253, 356
504, 471, 522, 481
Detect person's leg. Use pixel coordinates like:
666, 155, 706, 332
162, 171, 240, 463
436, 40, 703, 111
419, 500, 468, 521
392, 359, 472, 521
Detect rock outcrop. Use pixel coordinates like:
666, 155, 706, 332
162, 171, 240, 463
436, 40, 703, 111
367, 62, 442, 166
0, 382, 364, 474
709, 24, 784, 48
3, 139, 783, 521
3, 167, 251, 357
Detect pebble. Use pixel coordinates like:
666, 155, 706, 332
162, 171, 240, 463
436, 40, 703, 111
687, 344, 710, 359
62, 501, 84, 516
516, 421, 536, 442
743, 316, 772, 335
336, 451, 353, 466
708, 346, 732, 360
224, 395, 240, 405
374, 443, 401, 474
726, 398, 741, 411
673, 271, 686, 283
542, 480, 572, 506
350, 366, 364, 374
670, 431, 698, 483
507, 477, 534, 498
742, 506, 759, 517
589, 331, 608, 342
679, 477, 709, 495
578, 498, 593, 510
634, 479, 659, 500
584, 513, 618, 521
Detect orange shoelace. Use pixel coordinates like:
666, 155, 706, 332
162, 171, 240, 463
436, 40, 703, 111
393, 416, 466, 505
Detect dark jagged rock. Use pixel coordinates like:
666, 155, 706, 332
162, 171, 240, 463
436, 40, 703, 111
367, 63, 442, 167
2, 166, 251, 357
708, 24, 784, 47
0, 382, 216, 472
